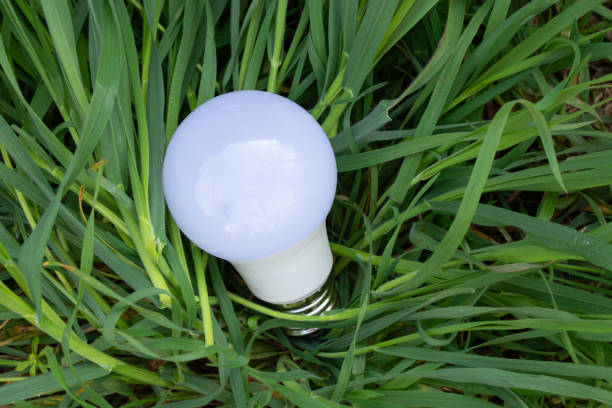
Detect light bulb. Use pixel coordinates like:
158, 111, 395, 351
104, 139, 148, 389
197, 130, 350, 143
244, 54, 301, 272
162, 90, 337, 305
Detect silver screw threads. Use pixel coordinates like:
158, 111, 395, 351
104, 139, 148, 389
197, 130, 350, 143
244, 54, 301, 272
280, 278, 337, 336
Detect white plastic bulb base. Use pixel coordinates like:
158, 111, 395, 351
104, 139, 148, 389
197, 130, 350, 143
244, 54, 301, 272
229, 222, 332, 305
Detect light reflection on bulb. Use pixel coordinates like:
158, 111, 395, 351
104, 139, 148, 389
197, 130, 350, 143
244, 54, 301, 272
195, 139, 300, 240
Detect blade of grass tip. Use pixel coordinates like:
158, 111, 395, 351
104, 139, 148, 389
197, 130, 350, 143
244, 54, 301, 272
331, 99, 394, 154
197, 0, 217, 104
192, 245, 214, 346
521, 100, 566, 192
267, 0, 287, 93
379, 100, 517, 294
580, 192, 607, 226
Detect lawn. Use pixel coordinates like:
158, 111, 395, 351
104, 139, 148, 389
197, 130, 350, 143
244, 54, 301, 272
0, 0, 612, 407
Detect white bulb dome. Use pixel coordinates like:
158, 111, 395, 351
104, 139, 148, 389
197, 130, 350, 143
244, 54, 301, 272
163, 91, 337, 304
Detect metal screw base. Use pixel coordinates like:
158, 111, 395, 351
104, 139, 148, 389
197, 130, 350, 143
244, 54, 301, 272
279, 278, 337, 336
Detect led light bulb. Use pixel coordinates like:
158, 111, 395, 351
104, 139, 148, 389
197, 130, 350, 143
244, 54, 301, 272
163, 90, 337, 306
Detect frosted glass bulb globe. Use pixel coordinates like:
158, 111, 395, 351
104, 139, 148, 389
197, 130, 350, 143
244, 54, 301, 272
162, 90, 337, 305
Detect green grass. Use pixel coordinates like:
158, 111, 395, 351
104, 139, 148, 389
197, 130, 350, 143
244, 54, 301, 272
0, 0, 611, 406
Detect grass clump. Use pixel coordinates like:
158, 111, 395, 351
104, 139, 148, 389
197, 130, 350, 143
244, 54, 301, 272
0, 0, 612, 406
